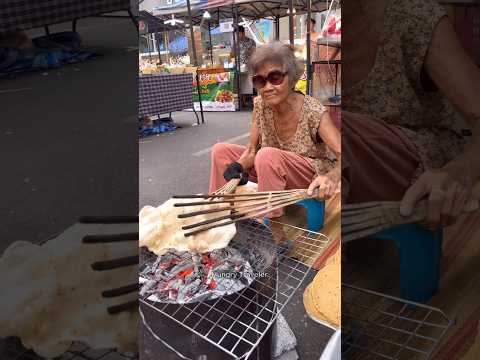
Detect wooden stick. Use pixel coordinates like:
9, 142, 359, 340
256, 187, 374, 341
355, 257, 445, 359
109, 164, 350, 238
107, 299, 138, 315
178, 191, 305, 218
174, 190, 305, 207
184, 194, 307, 236
182, 193, 306, 230
173, 189, 303, 199
102, 283, 139, 298
342, 197, 479, 242
83, 232, 139, 244
91, 256, 138, 271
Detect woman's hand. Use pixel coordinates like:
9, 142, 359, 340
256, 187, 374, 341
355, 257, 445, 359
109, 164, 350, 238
223, 162, 249, 185
399, 169, 472, 229
307, 173, 339, 199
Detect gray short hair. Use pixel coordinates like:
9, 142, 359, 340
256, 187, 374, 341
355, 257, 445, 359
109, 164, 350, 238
248, 42, 304, 88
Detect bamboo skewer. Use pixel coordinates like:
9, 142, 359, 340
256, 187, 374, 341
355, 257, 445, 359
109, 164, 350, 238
173, 189, 314, 237
177, 191, 305, 219
211, 178, 240, 197
174, 181, 338, 236
175, 190, 305, 208
342, 188, 480, 243
182, 192, 307, 230
183, 192, 309, 237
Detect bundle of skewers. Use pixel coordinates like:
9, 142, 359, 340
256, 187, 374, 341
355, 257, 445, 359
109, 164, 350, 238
342, 182, 480, 242
173, 179, 328, 237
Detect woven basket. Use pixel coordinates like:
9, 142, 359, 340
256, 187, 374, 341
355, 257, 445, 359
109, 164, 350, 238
303, 247, 341, 328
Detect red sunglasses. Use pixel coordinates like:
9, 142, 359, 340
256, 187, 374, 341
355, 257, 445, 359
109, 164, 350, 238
252, 70, 286, 89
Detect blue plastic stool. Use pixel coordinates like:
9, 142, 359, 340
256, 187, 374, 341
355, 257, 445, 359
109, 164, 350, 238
297, 199, 325, 232
263, 199, 325, 232
372, 223, 443, 303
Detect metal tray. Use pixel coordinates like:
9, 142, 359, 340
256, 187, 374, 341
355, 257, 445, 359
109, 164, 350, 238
342, 284, 453, 360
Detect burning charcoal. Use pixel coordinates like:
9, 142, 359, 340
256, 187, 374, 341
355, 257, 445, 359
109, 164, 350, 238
185, 271, 200, 285
205, 268, 214, 285
192, 253, 202, 265
168, 261, 194, 279
209, 249, 229, 262
168, 289, 178, 301
140, 265, 151, 278
178, 278, 201, 302
154, 268, 169, 281
140, 279, 157, 297
187, 291, 211, 303
169, 278, 184, 291
240, 274, 253, 286
178, 252, 192, 261
140, 240, 259, 304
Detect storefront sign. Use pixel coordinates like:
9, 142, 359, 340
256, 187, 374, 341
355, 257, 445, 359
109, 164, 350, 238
193, 71, 236, 111
219, 19, 234, 33
153, 0, 234, 16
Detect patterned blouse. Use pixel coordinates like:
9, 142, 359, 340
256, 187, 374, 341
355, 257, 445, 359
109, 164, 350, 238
253, 94, 337, 176
342, 0, 466, 179
239, 37, 256, 65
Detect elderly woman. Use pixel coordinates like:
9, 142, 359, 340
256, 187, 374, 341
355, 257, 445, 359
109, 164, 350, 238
342, 0, 480, 228
209, 42, 341, 218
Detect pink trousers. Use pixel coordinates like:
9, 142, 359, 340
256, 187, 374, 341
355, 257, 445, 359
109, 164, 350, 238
209, 143, 317, 217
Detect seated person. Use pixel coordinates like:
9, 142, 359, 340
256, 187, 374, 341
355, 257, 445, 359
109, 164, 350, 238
210, 42, 341, 218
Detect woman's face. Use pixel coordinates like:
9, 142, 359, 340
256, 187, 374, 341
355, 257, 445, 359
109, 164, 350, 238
255, 62, 292, 107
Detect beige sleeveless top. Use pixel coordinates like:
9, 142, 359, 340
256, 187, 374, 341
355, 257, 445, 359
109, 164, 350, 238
342, 0, 465, 178
253, 94, 337, 176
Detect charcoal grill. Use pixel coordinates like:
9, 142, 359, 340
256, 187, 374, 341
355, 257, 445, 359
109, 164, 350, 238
341, 284, 453, 360
139, 219, 330, 360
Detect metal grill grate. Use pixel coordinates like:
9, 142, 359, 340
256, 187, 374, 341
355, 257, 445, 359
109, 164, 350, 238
140, 219, 331, 360
341, 284, 453, 360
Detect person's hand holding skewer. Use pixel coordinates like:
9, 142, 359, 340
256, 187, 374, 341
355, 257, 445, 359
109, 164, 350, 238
307, 172, 340, 199
400, 167, 476, 229
223, 162, 249, 185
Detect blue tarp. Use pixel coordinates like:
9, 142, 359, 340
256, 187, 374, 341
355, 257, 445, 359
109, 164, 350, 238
0, 32, 96, 76
139, 121, 179, 137
168, 36, 188, 53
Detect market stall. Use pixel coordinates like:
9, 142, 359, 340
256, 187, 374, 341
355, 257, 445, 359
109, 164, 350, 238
139, 73, 202, 124
140, 0, 333, 111
0, 0, 136, 33
139, 10, 206, 125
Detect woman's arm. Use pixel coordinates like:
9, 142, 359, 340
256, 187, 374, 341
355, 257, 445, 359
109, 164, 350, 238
308, 111, 342, 198
318, 110, 342, 175
400, 17, 480, 227
425, 17, 480, 181
237, 109, 260, 171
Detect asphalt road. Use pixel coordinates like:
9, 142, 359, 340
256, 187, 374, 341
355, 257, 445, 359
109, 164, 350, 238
1, 17, 139, 248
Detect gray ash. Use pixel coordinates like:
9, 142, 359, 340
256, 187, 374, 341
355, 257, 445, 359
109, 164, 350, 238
139, 247, 255, 304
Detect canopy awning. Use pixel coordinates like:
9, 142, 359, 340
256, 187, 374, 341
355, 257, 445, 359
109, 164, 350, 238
141, 0, 331, 27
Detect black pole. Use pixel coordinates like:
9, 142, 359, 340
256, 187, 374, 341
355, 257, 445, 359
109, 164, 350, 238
288, 0, 294, 45
147, 33, 152, 61
234, 5, 242, 111
275, 16, 280, 41
208, 21, 213, 67
306, 0, 312, 95
186, 0, 205, 124
155, 32, 162, 64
